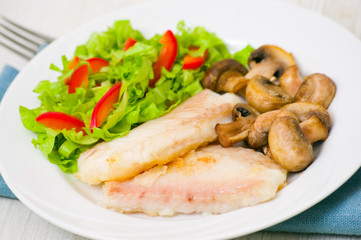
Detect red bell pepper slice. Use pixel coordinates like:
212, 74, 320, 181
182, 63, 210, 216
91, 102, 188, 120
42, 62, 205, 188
68, 65, 89, 93
36, 112, 85, 133
65, 56, 80, 84
90, 82, 122, 132
149, 30, 178, 87
64, 77, 71, 85
68, 56, 79, 70
183, 47, 207, 69
86, 57, 109, 73
123, 37, 137, 51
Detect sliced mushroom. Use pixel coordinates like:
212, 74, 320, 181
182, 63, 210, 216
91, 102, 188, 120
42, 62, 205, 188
294, 73, 336, 109
216, 104, 258, 147
246, 45, 295, 80
281, 102, 331, 129
279, 65, 303, 98
247, 109, 298, 149
245, 76, 292, 113
268, 116, 313, 172
299, 115, 328, 143
232, 103, 259, 121
202, 59, 248, 96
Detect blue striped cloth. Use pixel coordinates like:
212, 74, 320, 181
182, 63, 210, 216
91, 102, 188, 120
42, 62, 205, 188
0, 65, 19, 199
0, 64, 360, 235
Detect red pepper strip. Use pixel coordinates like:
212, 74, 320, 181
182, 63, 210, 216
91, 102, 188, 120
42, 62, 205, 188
90, 82, 122, 132
149, 30, 178, 87
123, 37, 137, 51
36, 112, 85, 133
68, 56, 79, 70
64, 77, 71, 85
68, 65, 89, 93
86, 57, 109, 73
183, 48, 208, 69
65, 56, 80, 84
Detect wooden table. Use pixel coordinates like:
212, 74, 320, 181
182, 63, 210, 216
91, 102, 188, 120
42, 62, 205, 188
0, 0, 360, 239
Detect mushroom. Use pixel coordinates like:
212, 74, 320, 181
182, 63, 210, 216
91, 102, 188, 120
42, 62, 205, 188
232, 103, 259, 120
299, 115, 328, 143
245, 45, 295, 80
247, 109, 298, 149
202, 59, 248, 96
216, 104, 259, 147
263, 115, 328, 164
280, 102, 331, 129
294, 73, 336, 109
279, 65, 303, 98
262, 146, 274, 160
245, 75, 293, 113
268, 116, 313, 172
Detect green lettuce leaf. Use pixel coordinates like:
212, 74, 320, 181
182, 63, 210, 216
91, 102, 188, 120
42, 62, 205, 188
19, 20, 253, 173
233, 44, 254, 67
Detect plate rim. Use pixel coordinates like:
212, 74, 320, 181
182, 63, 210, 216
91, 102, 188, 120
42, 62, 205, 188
1, 0, 361, 239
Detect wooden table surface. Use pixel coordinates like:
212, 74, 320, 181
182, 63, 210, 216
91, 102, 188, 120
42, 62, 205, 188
0, 0, 360, 239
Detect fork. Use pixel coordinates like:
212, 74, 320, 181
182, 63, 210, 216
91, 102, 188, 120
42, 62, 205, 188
0, 16, 54, 60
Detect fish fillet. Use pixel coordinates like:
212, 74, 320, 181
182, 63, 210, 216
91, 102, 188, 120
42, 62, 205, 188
103, 145, 287, 216
76, 90, 241, 185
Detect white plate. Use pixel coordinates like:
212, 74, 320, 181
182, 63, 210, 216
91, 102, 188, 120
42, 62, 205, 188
1, 0, 361, 239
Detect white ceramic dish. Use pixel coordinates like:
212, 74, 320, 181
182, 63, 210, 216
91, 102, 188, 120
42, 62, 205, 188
1, 0, 361, 239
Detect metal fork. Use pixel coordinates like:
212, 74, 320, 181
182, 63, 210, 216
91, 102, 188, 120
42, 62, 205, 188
0, 16, 54, 60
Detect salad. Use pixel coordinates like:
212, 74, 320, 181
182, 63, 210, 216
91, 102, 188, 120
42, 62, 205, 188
19, 20, 253, 173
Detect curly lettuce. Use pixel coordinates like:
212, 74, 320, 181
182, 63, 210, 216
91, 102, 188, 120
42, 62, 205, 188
19, 20, 253, 173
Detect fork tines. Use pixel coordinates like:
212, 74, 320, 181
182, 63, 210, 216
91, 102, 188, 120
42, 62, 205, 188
0, 16, 54, 60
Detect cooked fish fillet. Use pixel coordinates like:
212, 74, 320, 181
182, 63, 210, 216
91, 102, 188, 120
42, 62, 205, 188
103, 145, 287, 216
76, 90, 241, 185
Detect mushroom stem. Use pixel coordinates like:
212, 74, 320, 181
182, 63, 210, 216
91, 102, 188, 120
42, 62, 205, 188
202, 59, 248, 96
299, 115, 328, 143
245, 60, 279, 79
247, 109, 299, 149
216, 116, 255, 147
281, 102, 331, 129
217, 71, 248, 97
279, 65, 303, 98
216, 104, 258, 147
246, 45, 295, 80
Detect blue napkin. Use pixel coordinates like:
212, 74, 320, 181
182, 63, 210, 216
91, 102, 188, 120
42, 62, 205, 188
0, 65, 19, 198
268, 168, 361, 235
0, 65, 19, 199
0, 64, 360, 234
0, 65, 18, 101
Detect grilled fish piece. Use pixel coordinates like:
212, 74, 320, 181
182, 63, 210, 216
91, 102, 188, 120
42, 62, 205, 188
103, 145, 287, 216
76, 90, 241, 185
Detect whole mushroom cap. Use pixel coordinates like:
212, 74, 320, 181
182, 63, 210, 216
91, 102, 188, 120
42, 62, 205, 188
202, 59, 248, 93
246, 76, 292, 113
294, 73, 336, 109
268, 116, 314, 172
246, 45, 295, 80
